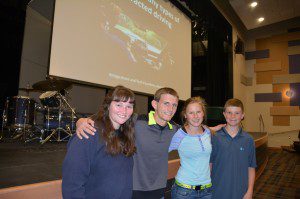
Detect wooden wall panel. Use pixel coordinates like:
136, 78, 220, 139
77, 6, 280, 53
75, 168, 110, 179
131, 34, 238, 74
245, 50, 269, 60
269, 42, 289, 73
257, 71, 286, 84
287, 46, 300, 55
255, 93, 282, 102
255, 39, 272, 79
271, 34, 287, 43
254, 61, 281, 72
270, 106, 300, 116
256, 37, 271, 50
273, 116, 290, 126
256, 40, 289, 84
286, 32, 300, 41
289, 54, 300, 74
273, 74, 300, 84
290, 83, 300, 106
288, 39, 300, 47
254, 32, 300, 127
271, 32, 300, 43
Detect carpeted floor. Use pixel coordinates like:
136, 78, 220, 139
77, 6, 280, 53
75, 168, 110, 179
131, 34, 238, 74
254, 150, 300, 199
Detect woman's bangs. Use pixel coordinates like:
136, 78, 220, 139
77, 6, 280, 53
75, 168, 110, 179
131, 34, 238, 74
113, 90, 135, 104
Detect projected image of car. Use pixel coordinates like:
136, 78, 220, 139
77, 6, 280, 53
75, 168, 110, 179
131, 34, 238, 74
99, 2, 175, 70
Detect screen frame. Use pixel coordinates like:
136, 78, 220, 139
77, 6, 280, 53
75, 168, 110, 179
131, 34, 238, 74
47, 0, 193, 99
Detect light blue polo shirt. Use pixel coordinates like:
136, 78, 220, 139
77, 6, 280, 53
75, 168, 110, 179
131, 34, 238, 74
169, 127, 212, 185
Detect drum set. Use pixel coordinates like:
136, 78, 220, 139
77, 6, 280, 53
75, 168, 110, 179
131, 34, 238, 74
1, 78, 77, 144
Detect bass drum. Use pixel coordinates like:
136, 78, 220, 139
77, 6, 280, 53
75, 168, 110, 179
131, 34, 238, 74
43, 108, 76, 131
4, 96, 36, 128
39, 91, 60, 107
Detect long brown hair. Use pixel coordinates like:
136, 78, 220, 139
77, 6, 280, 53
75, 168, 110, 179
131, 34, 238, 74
92, 86, 136, 156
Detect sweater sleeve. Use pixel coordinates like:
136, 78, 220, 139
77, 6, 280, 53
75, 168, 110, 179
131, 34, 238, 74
62, 132, 97, 199
168, 129, 185, 152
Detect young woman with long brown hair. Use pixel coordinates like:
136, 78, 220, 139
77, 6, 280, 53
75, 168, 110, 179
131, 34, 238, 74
62, 85, 136, 199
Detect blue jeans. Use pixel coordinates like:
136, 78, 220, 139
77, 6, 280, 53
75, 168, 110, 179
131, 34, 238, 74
171, 183, 212, 199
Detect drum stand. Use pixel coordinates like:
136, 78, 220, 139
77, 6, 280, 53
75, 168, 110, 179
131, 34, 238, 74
41, 93, 76, 145
2, 108, 29, 141
12, 110, 41, 144
1, 98, 41, 143
0, 98, 9, 140
1, 109, 6, 140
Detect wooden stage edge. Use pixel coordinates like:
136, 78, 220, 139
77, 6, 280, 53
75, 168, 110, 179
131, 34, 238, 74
254, 133, 269, 181
255, 156, 268, 181
0, 133, 269, 199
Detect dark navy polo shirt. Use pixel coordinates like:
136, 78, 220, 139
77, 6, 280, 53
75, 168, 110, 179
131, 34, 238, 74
210, 127, 257, 199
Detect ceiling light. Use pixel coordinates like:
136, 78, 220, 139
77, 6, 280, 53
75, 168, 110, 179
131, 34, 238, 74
258, 17, 264, 22
250, 2, 258, 8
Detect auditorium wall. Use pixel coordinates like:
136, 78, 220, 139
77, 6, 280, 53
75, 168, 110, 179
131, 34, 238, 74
212, 0, 300, 147
232, 20, 300, 147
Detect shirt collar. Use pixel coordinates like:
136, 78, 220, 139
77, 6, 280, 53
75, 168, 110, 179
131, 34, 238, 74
221, 127, 244, 137
148, 111, 173, 130
182, 126, 211, 137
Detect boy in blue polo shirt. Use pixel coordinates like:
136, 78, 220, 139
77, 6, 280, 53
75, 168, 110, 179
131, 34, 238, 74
210, 98, 256, 199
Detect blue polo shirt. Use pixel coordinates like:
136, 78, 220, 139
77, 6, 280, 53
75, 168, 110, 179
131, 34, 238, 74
210, 127, 256, 199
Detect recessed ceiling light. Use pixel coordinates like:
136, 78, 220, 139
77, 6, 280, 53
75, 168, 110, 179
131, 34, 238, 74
250, 2, 258, 8
258, 17, 264, 22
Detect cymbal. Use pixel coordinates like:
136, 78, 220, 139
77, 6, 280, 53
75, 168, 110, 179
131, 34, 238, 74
32, 79, 72, 91
19, 88, 42, 92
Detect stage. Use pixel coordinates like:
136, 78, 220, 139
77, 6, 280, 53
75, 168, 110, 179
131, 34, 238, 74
0, 131, 268, 198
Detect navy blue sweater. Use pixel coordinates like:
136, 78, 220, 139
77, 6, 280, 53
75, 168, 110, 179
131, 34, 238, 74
62, 130, 133, 199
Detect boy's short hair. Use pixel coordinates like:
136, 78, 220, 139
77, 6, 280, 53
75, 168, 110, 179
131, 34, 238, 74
224, 98, 244, 112
154, 87, 179, 102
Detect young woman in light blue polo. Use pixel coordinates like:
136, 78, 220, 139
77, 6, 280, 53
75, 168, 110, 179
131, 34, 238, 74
169, 97, 218, 199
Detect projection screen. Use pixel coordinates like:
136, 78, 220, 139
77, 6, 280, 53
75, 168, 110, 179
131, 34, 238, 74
49, 0, 191, 100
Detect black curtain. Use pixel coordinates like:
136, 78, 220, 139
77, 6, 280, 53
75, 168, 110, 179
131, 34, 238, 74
188, 0, 233, 107
0, 0, 30, 126
206, 23, 232, 106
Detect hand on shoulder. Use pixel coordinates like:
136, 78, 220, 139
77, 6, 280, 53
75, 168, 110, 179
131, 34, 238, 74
205, 124, 226, 135
76, 118, 96, 139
